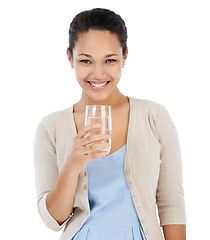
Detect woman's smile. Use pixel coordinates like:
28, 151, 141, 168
87, 81, 110, 90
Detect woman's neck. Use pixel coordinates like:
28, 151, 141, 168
73, 91, 128, 113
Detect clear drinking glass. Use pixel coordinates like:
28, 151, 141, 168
85, 105, 112, 154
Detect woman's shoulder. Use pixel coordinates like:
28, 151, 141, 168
39, 105, 73, 130
129, 96, 164, 114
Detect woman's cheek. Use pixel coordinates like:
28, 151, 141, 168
111, 65, 122, 80
75, 65, 90, 81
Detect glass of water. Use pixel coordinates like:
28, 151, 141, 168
85, 105, 112, 154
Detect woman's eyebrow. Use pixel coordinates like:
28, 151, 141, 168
79, 53, 92, 57
105, 54, 119, 57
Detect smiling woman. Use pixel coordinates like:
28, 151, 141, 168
67, 29, 126, 98
33, 8, 186, 240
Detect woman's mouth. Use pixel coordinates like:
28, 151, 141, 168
88, 81, 110, 90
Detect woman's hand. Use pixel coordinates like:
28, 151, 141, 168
66, 123, 110, 176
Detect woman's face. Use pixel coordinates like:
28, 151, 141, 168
67, 29, 127, 103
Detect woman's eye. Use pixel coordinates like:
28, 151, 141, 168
80, 60, 91, 64
106, 59, 116, 63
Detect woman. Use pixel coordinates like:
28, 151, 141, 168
34, 8, 186, 240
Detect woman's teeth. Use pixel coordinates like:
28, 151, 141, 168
89, 82, 109, 87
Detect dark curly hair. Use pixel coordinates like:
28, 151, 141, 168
67, 8, 128, 56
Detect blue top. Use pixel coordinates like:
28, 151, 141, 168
72, 144, 146, 240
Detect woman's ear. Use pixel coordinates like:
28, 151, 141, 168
122, 48, 128, 68
67, 49, 74, 68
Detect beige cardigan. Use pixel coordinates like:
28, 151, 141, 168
33, 96, 186, 240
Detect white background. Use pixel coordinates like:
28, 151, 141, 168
0, 0, 209, 239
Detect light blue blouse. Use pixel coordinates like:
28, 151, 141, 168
72, 144, 146, 240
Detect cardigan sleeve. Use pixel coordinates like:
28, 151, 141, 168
33, 119, 73, 231
154, 105, 187, 226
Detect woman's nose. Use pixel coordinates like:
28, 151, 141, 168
92, 64, 106, 80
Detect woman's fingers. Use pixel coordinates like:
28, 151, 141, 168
78, 124, 101, 139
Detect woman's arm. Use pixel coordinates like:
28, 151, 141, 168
46, 162, 79, 225
34, 120, 77, 230
153, 105, 187, 232
34, 120, 110, 228
163, 225, 186, 240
